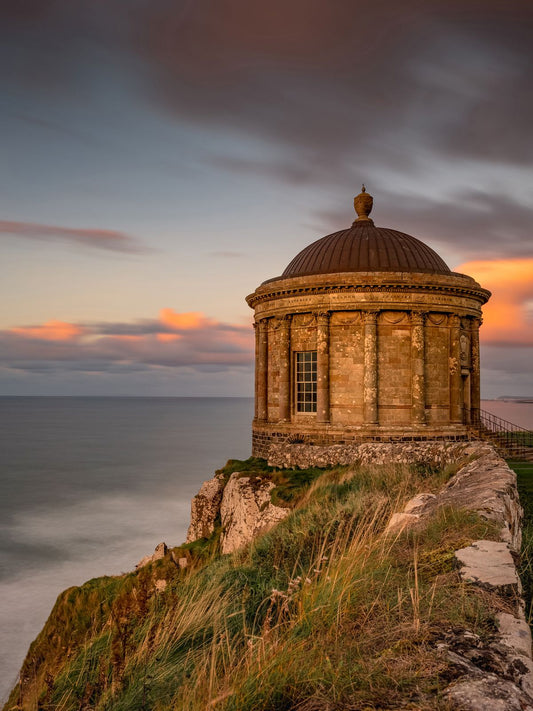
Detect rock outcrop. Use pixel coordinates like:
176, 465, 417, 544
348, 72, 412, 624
135, 541, 168, 569
220, 473, 289, 554
385, 442, 522, 550
186, 470, 290, 554
186, 473, 225, 543
384, 442, 532, 709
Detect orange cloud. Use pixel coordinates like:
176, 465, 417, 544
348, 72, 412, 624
156, 333, 181, 342
159, 309, 211, 331
455, 258, 533, 346
1, 309, 254, 375
10, 320, 84, 341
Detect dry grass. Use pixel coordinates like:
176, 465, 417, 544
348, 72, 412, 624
7, 458, 500, 711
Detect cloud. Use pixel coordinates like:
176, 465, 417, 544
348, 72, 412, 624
0, 220, 148, 254
10, 320, 85, 342
455, 258, 533, 346
0, 310, 254, 376
128, 1, 533, 261
1, 2, 532, 266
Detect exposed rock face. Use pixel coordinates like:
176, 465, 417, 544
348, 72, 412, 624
186, 473, 225, 543
220, 473, 289, 554
385, 442, 523, 550
135, 541, 168, 569
384, 442, 532, 708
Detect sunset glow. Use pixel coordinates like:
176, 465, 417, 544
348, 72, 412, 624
1, 1, 532, 397
10, 320, 85, 342
159, 310, 212, 331
456, 258, 533, 346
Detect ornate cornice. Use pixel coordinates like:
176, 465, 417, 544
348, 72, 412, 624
246, 279, 490, 309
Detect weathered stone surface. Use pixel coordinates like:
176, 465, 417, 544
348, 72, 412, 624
497, 612, 533, 660
455, 540, 520, 591
404, 492, 437, 513
386, 492, 438, 533
381, 442, 522, 551
267, 439, 474, 470
220, 473, 289, 554
444, 676, 533, 710
247, 258, 489, 458
135, 541, 168, 570
186, 473, 225, 543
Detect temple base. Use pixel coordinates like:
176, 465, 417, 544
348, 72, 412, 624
252, 420, 470, 463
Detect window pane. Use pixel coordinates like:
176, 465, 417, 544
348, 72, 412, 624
296, 351, 317, 413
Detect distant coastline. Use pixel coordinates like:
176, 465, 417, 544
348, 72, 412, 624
495, 396, 533, 404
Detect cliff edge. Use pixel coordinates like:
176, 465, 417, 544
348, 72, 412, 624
5, 442, 532, 711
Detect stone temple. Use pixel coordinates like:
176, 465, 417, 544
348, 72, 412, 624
246, 187, 491, 459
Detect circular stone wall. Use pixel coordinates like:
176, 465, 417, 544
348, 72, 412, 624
247, 265, 490, 459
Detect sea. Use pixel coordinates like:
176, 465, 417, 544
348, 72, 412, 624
0, 397, 253, 702
1, 396, 532, 701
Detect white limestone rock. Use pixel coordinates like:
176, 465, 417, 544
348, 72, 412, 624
220, 472, 290, 554
455, 540, 521, 592
186, 473, 225, 543
496, 612, 532, 658
135, 541, 168, 570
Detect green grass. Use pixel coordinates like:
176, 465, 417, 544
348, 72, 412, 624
6, 457, 503, 711
510, 459, 533, 627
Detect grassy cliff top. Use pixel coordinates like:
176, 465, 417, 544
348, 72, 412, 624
6, 457, 503, 711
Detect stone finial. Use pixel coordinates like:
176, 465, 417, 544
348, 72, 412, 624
353, 184, 373, 222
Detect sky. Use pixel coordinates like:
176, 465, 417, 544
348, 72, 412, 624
0, 0, 532, 398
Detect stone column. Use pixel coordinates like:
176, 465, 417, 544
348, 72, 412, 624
470, 317, 481, 423
278, 315, 291, 422
411, 311, 426, 424
316, 312, 330, 423
363, 310, 379, 424
449, 314, 463, 423
257, 318, 269, 421
253, 322, 259, 420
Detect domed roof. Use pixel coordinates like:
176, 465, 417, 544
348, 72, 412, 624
282, 188, 450, 278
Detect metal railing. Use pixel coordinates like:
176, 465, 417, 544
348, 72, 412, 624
470, 407, 533, 459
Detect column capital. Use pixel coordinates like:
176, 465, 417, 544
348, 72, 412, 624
449, 314, 461, 328
362, 310, 379, 325
316, 310, 330, 324
410, 310, 426, 326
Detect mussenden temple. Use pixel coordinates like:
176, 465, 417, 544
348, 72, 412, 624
246, 187, 491, 462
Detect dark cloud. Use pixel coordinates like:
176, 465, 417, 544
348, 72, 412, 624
1, 1, 532, 261
313, 189, 533, 262
0, 220, 148, 254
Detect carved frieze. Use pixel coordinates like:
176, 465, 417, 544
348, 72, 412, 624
380, 311, 408, 325
426, 313, 447, 326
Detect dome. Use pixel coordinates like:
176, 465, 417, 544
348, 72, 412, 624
281, 187, 450, 278
282, 221, 451, 278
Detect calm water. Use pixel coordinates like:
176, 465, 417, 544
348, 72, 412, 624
0, 397, 253, 701
1, 397, 532, 700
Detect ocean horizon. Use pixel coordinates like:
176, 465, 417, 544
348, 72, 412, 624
0, 396, 254, 701
1, 395, 532, 701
